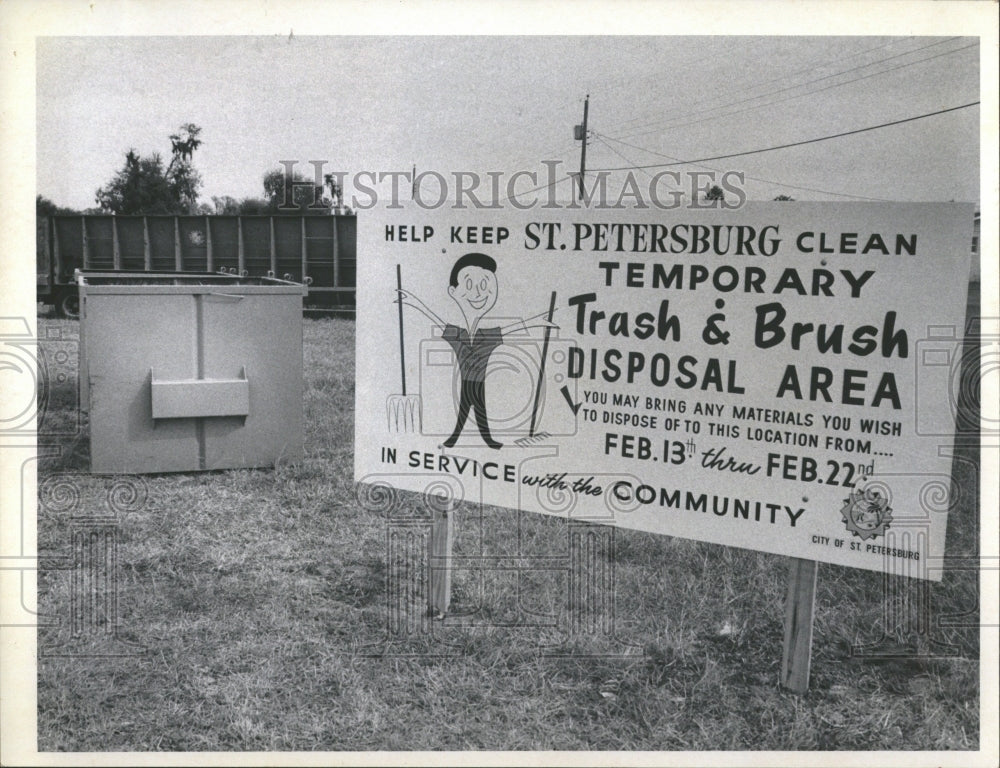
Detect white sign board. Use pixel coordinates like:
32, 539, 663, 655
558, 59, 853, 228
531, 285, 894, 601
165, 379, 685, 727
356, 203, 974, 581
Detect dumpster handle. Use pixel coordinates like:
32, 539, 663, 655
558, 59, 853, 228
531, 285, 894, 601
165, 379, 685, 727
207, 292, 245, 301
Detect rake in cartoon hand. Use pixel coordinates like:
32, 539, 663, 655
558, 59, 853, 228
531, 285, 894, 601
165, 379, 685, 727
387, 264, 422, 432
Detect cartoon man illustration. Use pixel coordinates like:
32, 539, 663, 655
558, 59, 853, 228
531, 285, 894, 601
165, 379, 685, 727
396, 252, 556, 449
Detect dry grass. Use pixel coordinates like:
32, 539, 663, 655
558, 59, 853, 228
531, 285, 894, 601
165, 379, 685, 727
35, 294, 981, 752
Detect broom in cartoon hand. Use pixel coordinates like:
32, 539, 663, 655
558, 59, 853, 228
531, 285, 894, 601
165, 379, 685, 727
387, 264, 421, 432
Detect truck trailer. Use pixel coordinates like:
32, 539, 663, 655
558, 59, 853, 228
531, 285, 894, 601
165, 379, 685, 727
37, 213, 357, 317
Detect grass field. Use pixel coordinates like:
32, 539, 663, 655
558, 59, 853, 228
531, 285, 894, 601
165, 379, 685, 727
35, 295, 982, 752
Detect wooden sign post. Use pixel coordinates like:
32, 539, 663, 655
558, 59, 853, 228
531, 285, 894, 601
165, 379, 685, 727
429, 499, 454, 619
781, 557, 819, 694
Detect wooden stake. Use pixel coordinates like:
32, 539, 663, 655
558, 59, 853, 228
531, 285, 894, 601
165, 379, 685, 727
781, 557, 818, 694
428, 499, 454, 619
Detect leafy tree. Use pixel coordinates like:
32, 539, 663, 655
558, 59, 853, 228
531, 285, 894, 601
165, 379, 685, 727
95, 151, 176, 214
212, 195, 240, 215
95, 124, 204, 214
705, 184, 725, 201
36, 195, 78, 216
262, 168, 331, 214
168, 123, 202, 162
324, 173, 344, 208
166, 124, 203, 212
237, 197, 270, 215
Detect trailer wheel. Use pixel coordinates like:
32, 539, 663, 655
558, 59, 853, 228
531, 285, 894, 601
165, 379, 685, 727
58, 291, 80, 319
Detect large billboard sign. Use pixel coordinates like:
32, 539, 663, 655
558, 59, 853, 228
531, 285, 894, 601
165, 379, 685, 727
356, 203, 974, 580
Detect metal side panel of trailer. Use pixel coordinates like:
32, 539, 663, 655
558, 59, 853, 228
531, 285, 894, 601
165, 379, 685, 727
42, 214, 358, 309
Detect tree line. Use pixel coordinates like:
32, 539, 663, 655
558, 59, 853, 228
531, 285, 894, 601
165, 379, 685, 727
37, 122, 797, 217
37, 123, 347, 217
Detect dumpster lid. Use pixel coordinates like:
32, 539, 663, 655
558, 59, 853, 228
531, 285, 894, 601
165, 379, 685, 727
75, 270, 308, 295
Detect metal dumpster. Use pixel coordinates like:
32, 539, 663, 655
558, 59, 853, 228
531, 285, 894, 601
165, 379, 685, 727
77, 270, 307, 473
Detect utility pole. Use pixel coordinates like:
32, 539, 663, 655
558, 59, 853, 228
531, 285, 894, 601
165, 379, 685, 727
576, 95, 590, 202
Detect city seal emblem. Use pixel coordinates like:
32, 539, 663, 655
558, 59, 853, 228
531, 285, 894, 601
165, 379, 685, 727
841, 485, 893, 540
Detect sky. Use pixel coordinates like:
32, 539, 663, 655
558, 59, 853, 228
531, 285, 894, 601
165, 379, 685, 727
35, 35, 980, 211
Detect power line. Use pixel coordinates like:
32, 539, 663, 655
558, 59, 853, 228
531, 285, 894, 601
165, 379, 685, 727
505, 100, 977, 202
592, 131, 890, 201
609, 37, 962, 136
498, 171, 574, 204
581, 36, 840, 119
615, 40, 977, 142
588, 101, 980, 173
603, 36, 934, 135
507, 139, 579, 172
737, 177, 890, 202
592, 133, 655, 178
579, 43, 728, 110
